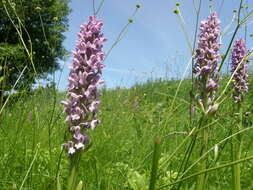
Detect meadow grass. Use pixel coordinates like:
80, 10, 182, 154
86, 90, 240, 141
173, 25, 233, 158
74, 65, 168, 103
1, 77, 253, 189
2, 1, 253, 189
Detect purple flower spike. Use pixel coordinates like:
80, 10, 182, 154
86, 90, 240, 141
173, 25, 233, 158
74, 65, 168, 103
194, 12, 221, 111
61, 16, 106, 155
231, 39, 248, 103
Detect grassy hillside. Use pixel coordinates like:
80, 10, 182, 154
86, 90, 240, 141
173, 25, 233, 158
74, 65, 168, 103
1, 78, 253, 189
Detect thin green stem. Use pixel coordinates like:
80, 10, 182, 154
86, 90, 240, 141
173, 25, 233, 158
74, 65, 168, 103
232, 104, 242, 190
67, 154, 81, 190
177, 126, 253, 185
218, 0, 243, 72
176, 9, 193, 53
218, 25, 239, 72
175, 133, 197, 190
18, 144, 40, 190
149, 137, 162, 190
216, 48, 253, 103
196, 116, 209, 190
170, 56, 193, 113
47, 72, 57, 159
103, 6, 139, 62
175, 117, 217, 190
0, 66, 27, 115
190, 0, 202, 124
93, 0, 96, 15
4, 0, 36, 74
95, 0, 105, 16
157, 154, 253, 189
160, 127, 196, 168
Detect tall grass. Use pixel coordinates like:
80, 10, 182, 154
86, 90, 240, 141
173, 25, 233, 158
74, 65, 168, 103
1, 77, 253, 189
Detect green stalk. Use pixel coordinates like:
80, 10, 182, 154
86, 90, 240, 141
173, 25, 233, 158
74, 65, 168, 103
149, 137, 162, 190
232, 104, 242, 190
196, 116, 209, 190
195, 89, 211, 190
157, 154, 253, 189
67, 154, 81, 190
218, 0, 243, 72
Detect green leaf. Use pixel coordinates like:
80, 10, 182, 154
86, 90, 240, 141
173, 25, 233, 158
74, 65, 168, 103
56, 174, 62, 190
75, 181, 83, 190
127, 169, 148, 190
0, 76, 5, 84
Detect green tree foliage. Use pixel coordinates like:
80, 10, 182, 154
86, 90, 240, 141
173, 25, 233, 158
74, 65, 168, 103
0, 0, 70, 96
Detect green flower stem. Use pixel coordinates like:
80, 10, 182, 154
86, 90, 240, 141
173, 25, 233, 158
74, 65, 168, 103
157, 154, 253, 189
67, 154, 81, 190
195, 88, 211, 190
196, 115, 209, 190
232, 104, 242, 190
218, 0, 243, 72
149, 137, 162, 190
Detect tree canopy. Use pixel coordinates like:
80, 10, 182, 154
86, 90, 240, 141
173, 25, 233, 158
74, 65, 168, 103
0, 0, 70, 96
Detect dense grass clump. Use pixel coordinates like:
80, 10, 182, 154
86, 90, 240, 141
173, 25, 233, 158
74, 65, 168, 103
1, 78, 253, 189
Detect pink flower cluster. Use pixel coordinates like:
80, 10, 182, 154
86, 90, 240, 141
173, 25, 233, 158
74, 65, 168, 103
61, 16, 106, 155
231, 39, 248, 103
194, 12, 221, 112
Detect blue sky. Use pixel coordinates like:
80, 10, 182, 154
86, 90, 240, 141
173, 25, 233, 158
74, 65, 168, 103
54, 0, 253, 91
